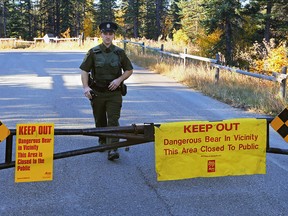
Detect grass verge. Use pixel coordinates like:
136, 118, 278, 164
125, 43, 287, 116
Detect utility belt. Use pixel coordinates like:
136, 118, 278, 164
89, 79, 125, 95
93, 86, 121, 92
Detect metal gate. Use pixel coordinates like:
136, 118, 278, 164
1, 118, 287, 170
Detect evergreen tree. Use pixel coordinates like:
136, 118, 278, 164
0, 0, 287, 58
177, 0, 205, 41
201, 0, 243, 65
272, 0, 288, 42
121, 0, 143, 38
143, 0, 156, 39
244, 0, 288, 44
38, 0, 56, 35
170, 0, 181, 31
60, 0, 74, 36
155, 0, 165, 38
0, 0, 8, 37
30, 0, 45, 37
6, 0, 23, 38
95, 0, 117, 25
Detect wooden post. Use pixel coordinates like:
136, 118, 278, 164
183, 48, 187, 68
81, 32, 84, 46
280, 66, 287, 99
78, 35, 81, 46
160, 44, 164, 58
215, 53, 220, 83
142, 42, 145, 55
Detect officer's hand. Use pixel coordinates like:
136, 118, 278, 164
109, 78, 121, 91
84, 87, 93, 99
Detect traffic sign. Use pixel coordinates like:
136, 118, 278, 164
0, 121, 10, 143
270, 107, 288, 142
155, 118, 267, 181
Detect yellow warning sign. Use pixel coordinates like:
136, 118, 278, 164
15, 123, 54, 183
270, 107, 288, 142
155, 118, 267, 181
0, 121, 10, 143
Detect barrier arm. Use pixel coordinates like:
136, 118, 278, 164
1, 119, 288, 170
0, 124, 156, 170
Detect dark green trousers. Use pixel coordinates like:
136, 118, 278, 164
90, 90, 122, 144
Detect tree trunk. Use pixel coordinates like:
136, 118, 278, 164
27, 0, 32, 40
264, 0, 272, 42
133, 0, 139, 38
55, 0, 60, 36
1, 0, 7, 37
155, 0, 162, 39
225, 16, 233, 65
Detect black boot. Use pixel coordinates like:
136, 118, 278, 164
108, 149, 119, 161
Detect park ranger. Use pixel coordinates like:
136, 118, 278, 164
79, 21, 133, 160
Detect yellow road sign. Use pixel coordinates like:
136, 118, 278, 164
271, 107, 288, 142
15, 123, 54, 183
0, 121, 10, 143
155, 118, 266, 181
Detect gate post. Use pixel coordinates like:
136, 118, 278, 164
280, 66, 287, 99
5, 134, 13, 164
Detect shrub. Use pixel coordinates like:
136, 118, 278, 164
172, 29, 190, 45
258, 41, 287, 73
195, 28, 222, 58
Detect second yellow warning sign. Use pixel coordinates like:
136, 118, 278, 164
15, 123, 54, 183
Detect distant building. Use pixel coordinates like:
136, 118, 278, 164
43, 34, 56, 43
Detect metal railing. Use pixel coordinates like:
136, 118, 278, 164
122, 40, 287, 99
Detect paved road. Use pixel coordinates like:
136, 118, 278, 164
0, 51, 287, 216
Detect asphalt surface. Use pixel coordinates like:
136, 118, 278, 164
0, 51, 288, 216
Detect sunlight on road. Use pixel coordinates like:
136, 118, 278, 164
0, 74, 82, 90
0, 74, 52, 89
62, 74, 82, 89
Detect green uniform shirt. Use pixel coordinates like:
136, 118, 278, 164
80, 43, 133, 81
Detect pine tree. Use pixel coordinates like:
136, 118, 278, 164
95, 0, 117, 24
201, 0, 243, 65
272, 0, 288, 42
244, 0, 288, 44
6, 0, 24, 38
143, 1, 156, 39
170, 0, 181, 31
0, 0, 8, 37
60, 0, 75, 36
121, 0, 143, 38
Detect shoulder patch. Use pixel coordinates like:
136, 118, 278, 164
92, 46, 102, 54
82, 51, 90, 62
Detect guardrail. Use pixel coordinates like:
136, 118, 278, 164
122, 40, 287, 99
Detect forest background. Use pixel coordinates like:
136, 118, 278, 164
0, 0, 287, 68
0, 0, 287, 115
